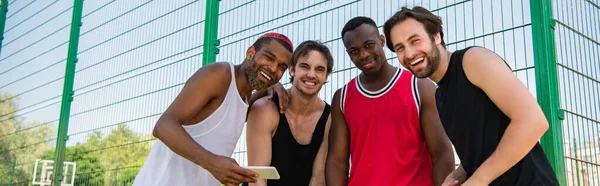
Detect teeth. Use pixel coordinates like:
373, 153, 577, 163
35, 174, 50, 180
304, 81, 316, 86
410, 58, 424, 66
260, 71, 272, 81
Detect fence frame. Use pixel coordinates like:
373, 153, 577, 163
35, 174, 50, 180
0, 0, 8, 56
530, 0, 567, 185
202, 0, 220, 65
51, 0, 84, 184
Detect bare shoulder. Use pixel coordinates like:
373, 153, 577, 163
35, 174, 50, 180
193, 62, 232, 81
461, 47, 510, 86
250, 97, 279, 114
416, 78, 436, 93
332, 88, 342, 106
247, 96, 280, 130
188, 62, 233, 93
462, 47, 501, 64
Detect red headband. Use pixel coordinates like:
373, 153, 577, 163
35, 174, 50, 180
259, 32, 294, 51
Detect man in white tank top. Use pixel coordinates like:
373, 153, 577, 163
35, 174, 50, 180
133, 32, 294, 186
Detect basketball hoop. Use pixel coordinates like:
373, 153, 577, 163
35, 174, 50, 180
32, 159, 76, 186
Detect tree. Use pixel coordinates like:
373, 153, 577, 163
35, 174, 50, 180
0, 92, 153, 186
40, 125, 152, 186
0, 93, 55, 185
97, 125, 151, 186
40, 132, 106, 186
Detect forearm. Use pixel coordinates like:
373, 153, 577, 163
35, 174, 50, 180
325, 160, 349, 186
470, 120, 546, 183
154, 120, 214, 168
432, 150, 456, 186
246, 149, 270, 186
309, 162, 326, 186
309, 175, 325, 186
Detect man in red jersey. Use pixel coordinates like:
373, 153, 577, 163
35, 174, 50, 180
325, 16, 455, 186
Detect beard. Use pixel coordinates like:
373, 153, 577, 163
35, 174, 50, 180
405, 42, 441, 78
245, 58, 272, 91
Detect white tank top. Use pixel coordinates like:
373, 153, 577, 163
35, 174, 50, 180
133, 62, 249, 186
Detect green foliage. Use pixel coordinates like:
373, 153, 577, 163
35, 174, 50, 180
0, 93, 152, 186
40, 126, 152, 186
0, 93, 54, 185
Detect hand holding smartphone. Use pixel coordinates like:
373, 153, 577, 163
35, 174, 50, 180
243, 166, 280, 180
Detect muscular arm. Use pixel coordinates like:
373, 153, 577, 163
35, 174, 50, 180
152, 62, 256, 185
325, 89, 350, 186
462, 47, 550, 184
310, 115, 331, 186
417, 78, 455, 186
152, 62, 228, 167
246, 97, 280, 186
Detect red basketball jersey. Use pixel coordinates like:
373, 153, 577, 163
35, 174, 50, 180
341, 68, 433, 186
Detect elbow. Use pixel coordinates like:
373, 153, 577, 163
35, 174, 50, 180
531, 111, 550, 134
152, 123, 161, 139
152, 118, 168, 139
536, 115, 550, 135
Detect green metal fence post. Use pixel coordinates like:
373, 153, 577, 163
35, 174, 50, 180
530, 0, 566, 185
202, 0, 220, 65
0, 0, 9, 55
52, 0, 84, 185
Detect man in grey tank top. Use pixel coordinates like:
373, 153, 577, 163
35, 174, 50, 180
141, 32, 294, 186
383, 6, 559, 186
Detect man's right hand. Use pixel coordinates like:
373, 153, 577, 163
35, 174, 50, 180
204, 154, 259, 186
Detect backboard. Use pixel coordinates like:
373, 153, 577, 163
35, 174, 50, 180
32, 159, 76, 186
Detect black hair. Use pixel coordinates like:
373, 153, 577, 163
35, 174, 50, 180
341, 16, 378, 39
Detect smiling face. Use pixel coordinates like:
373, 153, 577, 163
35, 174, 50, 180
342, 24, 387, 75
388, 18, 442, 78
245, 40, 292, 91
290, 50, 329, 96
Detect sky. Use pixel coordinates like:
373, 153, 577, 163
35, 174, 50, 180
0, 0, 597, 168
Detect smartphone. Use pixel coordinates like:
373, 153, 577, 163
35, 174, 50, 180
244, 166, 280, 180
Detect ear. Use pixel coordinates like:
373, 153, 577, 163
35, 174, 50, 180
434, 32, 442, 46
246, 46, 256, 60
379, 34, 386, 46
289, 65, 295, 77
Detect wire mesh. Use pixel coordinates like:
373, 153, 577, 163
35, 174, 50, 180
218, 0, 536, 169
62, 1, 207, 185
1, 0, 597, 185
0, 0, 73, 185
554, 0, 600, 185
